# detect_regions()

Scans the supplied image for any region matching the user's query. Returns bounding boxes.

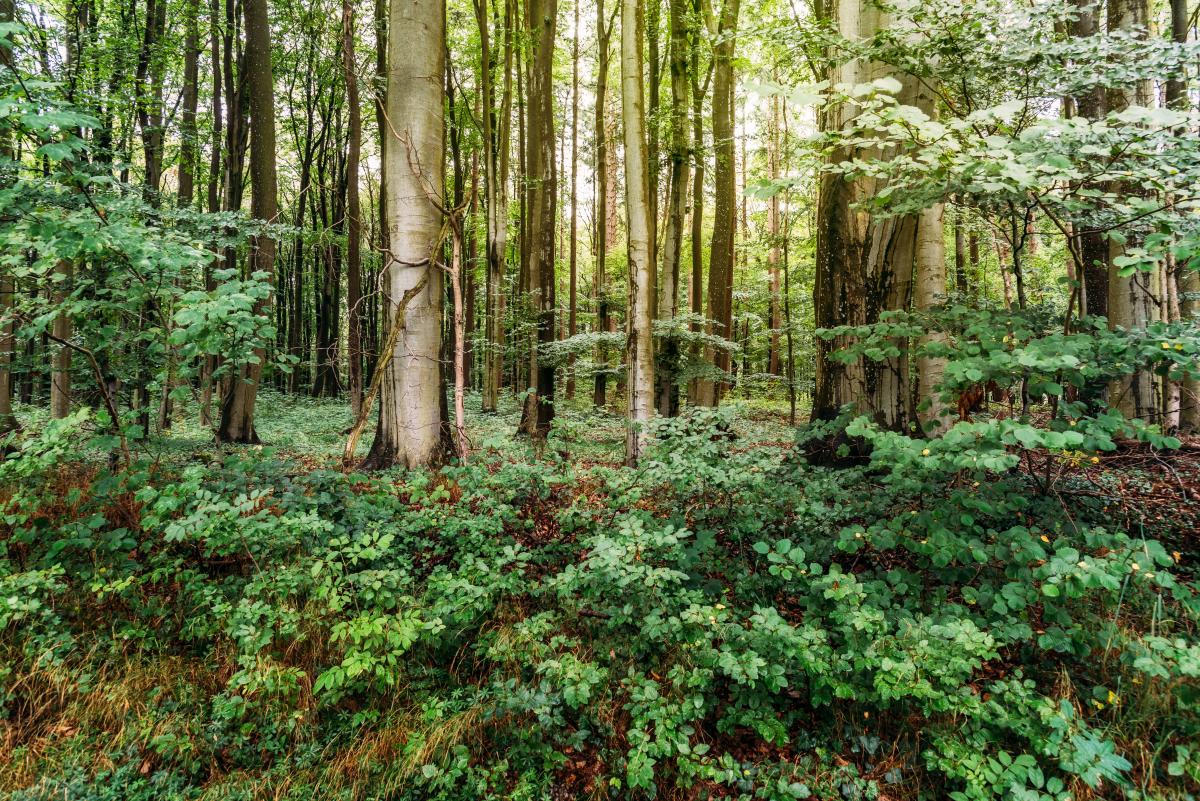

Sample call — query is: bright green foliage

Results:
[1,384,1196,799]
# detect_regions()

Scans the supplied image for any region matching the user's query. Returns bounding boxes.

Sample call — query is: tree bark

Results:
[0,0,17,433]
[476,0,512,413]
[593,0,615,408]
[363,0,449,468]
[766,90,782,376]
[657,0,688,417]
[217,0,277,443]
[518,0,558,439]
[812,0,933,429]
[914,203,949,434]
[1105,0,1158,422]
[623,0,656,464]
[696,0,738,407]
[566,0,580,400]
[1168,0,1198,432]
[179,0,200,208]
[344,0,364,417]
[1070,0,1109,318]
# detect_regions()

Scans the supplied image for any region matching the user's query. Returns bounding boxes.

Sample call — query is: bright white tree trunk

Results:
[914,203,949,434]
[622,0,655,464]
[366,0,447,469]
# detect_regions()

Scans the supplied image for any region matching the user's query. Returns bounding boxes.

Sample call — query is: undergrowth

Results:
[0,397,1197,801]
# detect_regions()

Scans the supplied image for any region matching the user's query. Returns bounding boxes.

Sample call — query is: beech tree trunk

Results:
[766,90,782,376]
[364,0,449,468]
[217,0,276,443]
[812,0,936,429]
[623,0,655,464]
[1105,0,1158,422]
[914,203,949,434]
[477,0,512,413]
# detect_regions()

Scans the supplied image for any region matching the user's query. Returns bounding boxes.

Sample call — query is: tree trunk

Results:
[344,0,364,417]
[657,0,688,417]
[623,0,656,464]
[696,0,738,406]
[199,0,224,428]
[363,0,449,468]
[1168,0,1198,432]
[812,0,935,429]
[1070,0,1108,318]
[0,0,16,433]
[50,261,72,420]
[566,0,580,400]
[477,0,512,413]
[1105,0,1158,422]
[518,0,558,439]
[592,0,614,408]
[179,0,200,208]
[688,4,706,404]
[953,216,968,295]
[766,90,782,376]
[914,203,949,434]
[217,0,276,443]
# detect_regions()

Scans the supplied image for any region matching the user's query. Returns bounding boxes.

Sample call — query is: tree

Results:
[476,0,513,414]
[811,0,939,429]
[217,0,276,443]
[657,0,690,416]
[344,0,364,417]
[1104,0,1156,422]
[593,0,616,408]
[696,0,739,407]
[0,0,15,434]
[363,0,449,468]
[518,0,558,439]
[623,0,655,464]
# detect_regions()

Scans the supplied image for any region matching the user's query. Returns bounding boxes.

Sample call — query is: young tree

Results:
[623,0,655,463]
[363,0,449,468]
[217,0,276,442]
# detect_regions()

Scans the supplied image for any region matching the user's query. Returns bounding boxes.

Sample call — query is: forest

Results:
[1,0,1200,797]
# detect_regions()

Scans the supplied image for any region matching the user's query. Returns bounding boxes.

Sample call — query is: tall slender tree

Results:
[518,0,558,438]
[696,0,739,406]
[657,0,689,416]
[623,0,655,463]
[217,0,277,442]
[0,0,16,434]
[344,0,365,416]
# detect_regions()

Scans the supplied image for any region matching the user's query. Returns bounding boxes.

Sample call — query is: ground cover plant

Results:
[4,0,1200,798]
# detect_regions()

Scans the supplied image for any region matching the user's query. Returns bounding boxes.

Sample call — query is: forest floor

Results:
[2,392,1199,800]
